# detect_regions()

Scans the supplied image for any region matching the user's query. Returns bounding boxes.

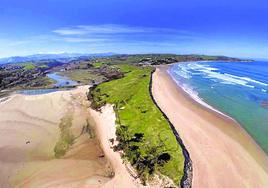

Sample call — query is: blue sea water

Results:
[168,61,268,154]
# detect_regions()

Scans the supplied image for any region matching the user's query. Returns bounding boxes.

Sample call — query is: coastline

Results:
[152,65,268,187]
[166,63,268,155]
[167,67,235,121]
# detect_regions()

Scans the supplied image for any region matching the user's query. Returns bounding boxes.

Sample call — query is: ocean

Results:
[168,61,268,154]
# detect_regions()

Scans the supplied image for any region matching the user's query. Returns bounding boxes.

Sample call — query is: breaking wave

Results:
[170,62,268,89]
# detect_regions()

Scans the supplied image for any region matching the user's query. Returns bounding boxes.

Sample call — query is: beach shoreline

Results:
[152,65,268,187]
[167,66,236,121]
[165,64,268,157]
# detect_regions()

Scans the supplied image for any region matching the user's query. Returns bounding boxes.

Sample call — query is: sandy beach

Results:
[88,105,140,188]
[0,86,113,188]
[152,66,268,188]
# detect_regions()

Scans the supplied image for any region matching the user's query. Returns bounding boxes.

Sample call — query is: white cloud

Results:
[52,24,188,36]
[50,24,201,47]
[62,37,110,43]
[0,25,202,57]
[11,40,32,46]
[53,28,88,35]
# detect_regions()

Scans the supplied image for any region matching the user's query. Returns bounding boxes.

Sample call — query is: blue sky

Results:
[0,0,268,58]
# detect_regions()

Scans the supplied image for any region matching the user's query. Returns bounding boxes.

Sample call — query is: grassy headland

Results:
[89,64,184,185]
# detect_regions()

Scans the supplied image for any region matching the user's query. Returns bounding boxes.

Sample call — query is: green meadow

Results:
[59,69,104,84]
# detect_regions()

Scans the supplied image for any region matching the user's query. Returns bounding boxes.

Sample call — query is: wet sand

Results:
[152,66,268,188]
[0,86,112,188]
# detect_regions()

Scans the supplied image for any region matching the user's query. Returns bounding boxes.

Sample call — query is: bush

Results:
[113,125,171,184]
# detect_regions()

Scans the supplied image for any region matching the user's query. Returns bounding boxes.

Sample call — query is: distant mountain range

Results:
[0,53,116,64]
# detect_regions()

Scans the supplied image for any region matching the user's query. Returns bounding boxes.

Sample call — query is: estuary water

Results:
[18,72,78,95]
[47,72,78,87]
[168,61,268,154]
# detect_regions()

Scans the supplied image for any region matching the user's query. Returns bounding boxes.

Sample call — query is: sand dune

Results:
[152,67,268,188]
[89,105,140,188]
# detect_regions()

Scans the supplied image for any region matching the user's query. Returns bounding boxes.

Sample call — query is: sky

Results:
[0,0,268,58]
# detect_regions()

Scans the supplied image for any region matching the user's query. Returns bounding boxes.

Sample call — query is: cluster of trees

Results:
[113,125,171,184]
[98,65,124,80]
[87,86,108,110]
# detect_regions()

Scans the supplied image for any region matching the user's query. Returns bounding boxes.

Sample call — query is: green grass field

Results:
[90,64,184,185]
[92,62,104,68]
[21,63,36,70]
[59,69,104,84]
[21,62,48,70]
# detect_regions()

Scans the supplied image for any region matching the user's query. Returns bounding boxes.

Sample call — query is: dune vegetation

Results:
[89,64,184,185]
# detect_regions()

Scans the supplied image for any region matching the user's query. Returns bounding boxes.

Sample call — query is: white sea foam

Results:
[177,62,265,89]
[173,69,191,79]
[192,63,219,71]
[167,62,268,120]
[172,64,192,79]
[224,74,268,86]
[167,69,232,119]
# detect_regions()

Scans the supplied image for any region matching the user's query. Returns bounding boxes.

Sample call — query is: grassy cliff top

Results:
[90,64,184,185]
